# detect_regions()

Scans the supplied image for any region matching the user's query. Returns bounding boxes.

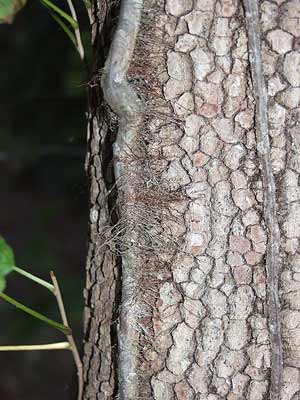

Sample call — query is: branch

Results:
[243,1,283,398]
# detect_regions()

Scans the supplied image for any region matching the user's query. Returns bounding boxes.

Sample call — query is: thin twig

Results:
[66,0,85,60]
[50,271,83,400]
[243,1,283,399]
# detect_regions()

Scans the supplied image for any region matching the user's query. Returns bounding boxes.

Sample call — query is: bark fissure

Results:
[243,1,283,398]
[101,0,144,398]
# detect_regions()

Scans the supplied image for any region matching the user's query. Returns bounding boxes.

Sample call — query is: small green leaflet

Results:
[0,0,27,23]
[0,236,15,277]
[0,236,15,292]
[0,0,26,23]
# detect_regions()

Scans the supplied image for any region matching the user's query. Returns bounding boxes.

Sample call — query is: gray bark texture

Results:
[83,0,300,399]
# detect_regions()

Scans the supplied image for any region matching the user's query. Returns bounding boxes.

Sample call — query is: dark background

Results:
[0,2,88,398]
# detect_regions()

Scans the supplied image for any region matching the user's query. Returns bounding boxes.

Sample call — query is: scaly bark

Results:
[83,1,119,399]
[83,113,117,400]
[137,1,271,398]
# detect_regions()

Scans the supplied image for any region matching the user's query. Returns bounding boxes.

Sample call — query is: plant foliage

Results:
[0,236,15,292]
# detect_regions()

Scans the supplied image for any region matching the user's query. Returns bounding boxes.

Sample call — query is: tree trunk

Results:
[83,0,300,399]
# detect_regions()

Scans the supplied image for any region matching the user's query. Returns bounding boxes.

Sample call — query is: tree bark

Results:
[83,0,300,399]
[83,2,119,399]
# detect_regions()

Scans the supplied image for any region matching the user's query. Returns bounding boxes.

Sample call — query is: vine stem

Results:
[243,1,283,398]
[0,342,70,351]
[50,271,83,400]
[102,0,144,398]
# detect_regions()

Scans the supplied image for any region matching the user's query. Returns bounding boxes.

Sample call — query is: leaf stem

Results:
[12,266,55,293]
[40,0,78,28]
[66,0,85,60]
[0,292,71,335]
[0,342,71,351]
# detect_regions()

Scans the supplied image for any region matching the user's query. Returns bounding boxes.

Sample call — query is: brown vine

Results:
[243,1,283,398]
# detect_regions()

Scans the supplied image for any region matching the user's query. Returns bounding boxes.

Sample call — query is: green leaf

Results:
[39,0,78,29]
[0,236,15,280]
[0,0,27,23]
